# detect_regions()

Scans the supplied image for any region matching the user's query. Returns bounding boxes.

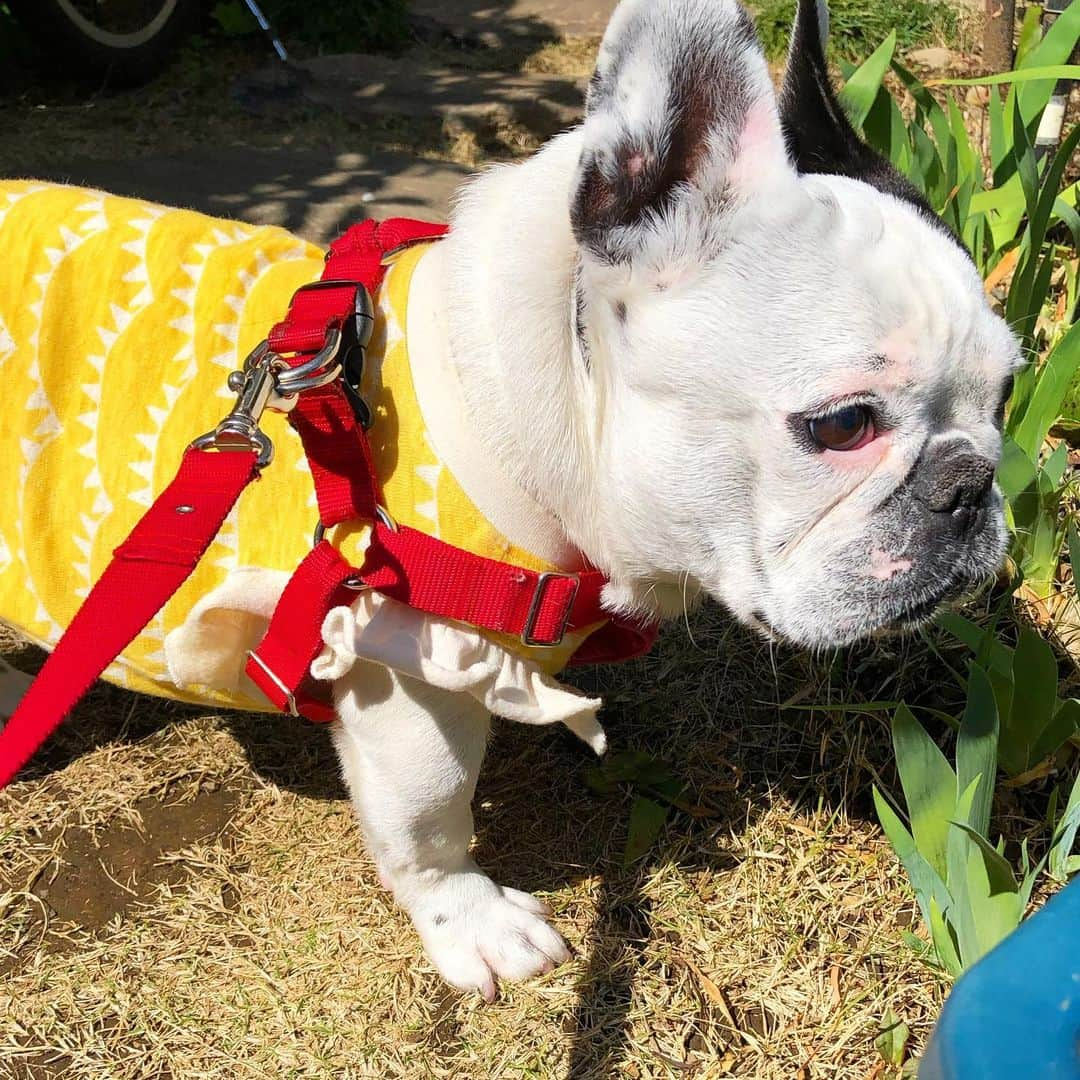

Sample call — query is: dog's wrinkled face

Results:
[570,0,1021,648]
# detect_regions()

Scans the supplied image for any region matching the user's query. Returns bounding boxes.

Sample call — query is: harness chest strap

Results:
[0,217,658,789]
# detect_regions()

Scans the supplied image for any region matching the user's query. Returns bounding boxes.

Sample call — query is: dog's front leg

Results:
[330,660,570,999]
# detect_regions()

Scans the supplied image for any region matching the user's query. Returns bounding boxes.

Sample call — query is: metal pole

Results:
[1035,0,1074,162]
[242,0,289,63]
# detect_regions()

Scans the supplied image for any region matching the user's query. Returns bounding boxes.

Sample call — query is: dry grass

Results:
[1,608,963,1080]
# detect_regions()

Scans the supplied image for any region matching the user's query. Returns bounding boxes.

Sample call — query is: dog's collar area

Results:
[0,216,659,789]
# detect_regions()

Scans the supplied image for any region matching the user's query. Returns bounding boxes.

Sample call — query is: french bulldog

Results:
[333,0,1018,997]
[0,0,1020,1001]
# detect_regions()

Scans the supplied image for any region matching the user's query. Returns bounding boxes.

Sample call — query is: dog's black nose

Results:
[913,442,996,534]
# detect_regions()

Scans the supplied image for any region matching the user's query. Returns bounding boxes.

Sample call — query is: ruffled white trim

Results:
[164,569,606,753]
[312,595,606,753]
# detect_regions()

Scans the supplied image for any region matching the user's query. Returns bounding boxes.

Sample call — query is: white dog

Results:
[0,0,1019,999]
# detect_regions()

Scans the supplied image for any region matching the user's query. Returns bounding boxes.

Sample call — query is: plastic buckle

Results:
[521,572,579,647]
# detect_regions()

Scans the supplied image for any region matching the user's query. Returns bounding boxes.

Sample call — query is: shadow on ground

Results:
[29,148,471,247]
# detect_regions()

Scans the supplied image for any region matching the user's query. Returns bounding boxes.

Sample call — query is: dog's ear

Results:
[571,0,796,261]
[779,0,933,213]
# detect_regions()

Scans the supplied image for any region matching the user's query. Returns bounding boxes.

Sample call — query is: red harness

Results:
[0,217,658,788]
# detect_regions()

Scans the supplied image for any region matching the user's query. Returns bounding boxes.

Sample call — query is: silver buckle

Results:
[247,650,299,717]
[521,572,579,647]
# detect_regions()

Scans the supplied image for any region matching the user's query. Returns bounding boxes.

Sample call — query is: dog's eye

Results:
[807,405,874,452]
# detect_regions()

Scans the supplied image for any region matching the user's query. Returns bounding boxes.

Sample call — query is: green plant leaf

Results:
[1018,838,1047,913]
[951,823,1025,964]
[933,65,1080,87]
[1040,699,1080,763]
[891,705,957,880]
[1012,321,1080,458]
[592,750,678,787]
[1068,522,1080,597]
[1008,122,1080,365]
[935,612,1014,676]
[1016,0,1080,125]
[945,778,982,968]
[901,929,932,958]
[928,894,963,978]
[838,31,897,130]
[1049,769,1080,882]
[623,796,668,867]
[1044,440,1071,488]
[584,767,616,796]
[1054,197,1080,255]
[988,80,1007,174]
[211,0,252,35]
[875,1007,910,1066]
[997,436,1038,501]
[1002,629,1064,775]
[956,666,999,837]
[873,785,951,932]
[974,4,1080,252]
[863,83,910,169]
[951,823,1019,894]
[1016,3,1044,66]
[946,97,979,187]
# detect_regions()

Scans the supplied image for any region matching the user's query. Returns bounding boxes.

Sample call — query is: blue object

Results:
[920,879,1080,1079]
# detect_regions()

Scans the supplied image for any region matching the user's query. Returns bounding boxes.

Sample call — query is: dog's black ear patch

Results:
[571,0,787,261]
[573,63,732,241]
[779,0,933,215]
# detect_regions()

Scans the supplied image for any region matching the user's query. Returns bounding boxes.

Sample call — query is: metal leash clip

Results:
[190,341,283,468]
[190,281,376,469]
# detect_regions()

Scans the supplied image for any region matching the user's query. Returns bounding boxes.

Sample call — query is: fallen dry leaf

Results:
[984,247,1020,295]
[830,964,843,1009]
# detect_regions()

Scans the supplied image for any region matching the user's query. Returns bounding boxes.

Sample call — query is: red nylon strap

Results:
[246,542,359,724]
[289,386,379,528]
[0,213,657,787]
[0,450,260,788]
[360,526,656,663]
[249,527,657,725]
[361,523,597,643]
[270,219,450,530]
[268,219,449,357]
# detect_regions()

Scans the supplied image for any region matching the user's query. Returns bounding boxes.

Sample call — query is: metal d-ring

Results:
[312,505,398,548]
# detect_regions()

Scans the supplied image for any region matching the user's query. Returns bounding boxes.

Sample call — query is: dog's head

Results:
[571,0,1020,647]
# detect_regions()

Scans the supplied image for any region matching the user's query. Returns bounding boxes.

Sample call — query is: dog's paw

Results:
[412,872,570,1001]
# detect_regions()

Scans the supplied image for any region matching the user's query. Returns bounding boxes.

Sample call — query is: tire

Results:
[7,0,200,87]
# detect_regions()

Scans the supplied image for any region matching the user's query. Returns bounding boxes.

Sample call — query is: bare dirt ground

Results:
[0,19,985,1080]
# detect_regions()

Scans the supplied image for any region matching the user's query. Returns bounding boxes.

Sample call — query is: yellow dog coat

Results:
[0,182,603,742]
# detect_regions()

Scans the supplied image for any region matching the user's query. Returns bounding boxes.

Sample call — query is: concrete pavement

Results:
[410,0,618,44]
[34,146,471,245]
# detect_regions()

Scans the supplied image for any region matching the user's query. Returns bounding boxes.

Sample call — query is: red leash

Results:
[0,218,657,788]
